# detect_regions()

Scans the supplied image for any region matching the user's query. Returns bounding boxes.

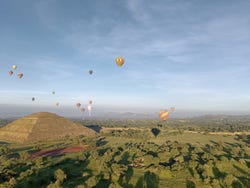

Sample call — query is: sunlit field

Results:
[1,117,249,188]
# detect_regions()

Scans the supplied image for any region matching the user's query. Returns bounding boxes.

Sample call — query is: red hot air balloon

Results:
[76,103,81,108]
[9,71,14,76]
[17,73,23,78]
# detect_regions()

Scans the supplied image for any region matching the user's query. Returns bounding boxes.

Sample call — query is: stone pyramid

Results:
[0,112,96,142]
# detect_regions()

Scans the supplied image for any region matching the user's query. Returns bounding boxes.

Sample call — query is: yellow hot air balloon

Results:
[159,110,169,121]
[12,65,17,70]
[116,57,125,67]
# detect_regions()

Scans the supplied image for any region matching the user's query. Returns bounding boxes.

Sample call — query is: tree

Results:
[54,169,67,185]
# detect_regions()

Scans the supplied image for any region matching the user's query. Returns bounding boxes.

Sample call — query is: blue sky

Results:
[0,0,250,116]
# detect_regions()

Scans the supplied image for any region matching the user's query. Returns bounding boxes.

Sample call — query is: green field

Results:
[0,117,250,188]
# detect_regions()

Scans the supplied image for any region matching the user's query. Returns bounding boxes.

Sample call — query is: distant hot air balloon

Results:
[17,73,23,79]
[9,71,13,76]
[56,102,59,106]
[89,70,93,75]
[52,91,55,95]
[81,107,85,112]
[88,104,92,116]
[170,107,175,112]
[159,110,169,121]
[89,100,93,105]
[12,65,17,70]
[76,103,81,108]
[32,97,35,101]
[116,57,125,67]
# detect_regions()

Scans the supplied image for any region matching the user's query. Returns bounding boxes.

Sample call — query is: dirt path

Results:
[184,130,250,135]
[29,146,86,159]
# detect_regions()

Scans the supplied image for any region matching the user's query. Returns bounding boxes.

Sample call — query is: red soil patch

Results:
[30,146,86,159]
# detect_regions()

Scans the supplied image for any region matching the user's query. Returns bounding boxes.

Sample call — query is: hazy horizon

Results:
[0,104,250,120]
[1,0,250,115]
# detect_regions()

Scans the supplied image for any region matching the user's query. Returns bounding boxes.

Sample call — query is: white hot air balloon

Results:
[88,104,92,116]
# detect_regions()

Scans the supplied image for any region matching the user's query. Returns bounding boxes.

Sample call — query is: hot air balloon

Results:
[81,108,85,112]
[32,97,35,101]
[17,73,23,79]
[159,110,169,121]
[9,71,13,76]
[56,102,59,106]
[88,104,92,116]
[170,107,175,112]
[89,70,93,75]
[52,91,55,95]
[116,57,125,67]
[76,103,81,108]
[12,65,17,70]
[151,128,161,137]
[89,100,93,105]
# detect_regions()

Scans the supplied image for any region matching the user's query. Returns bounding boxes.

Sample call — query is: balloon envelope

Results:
[170,107,175,112]
[12,65,17,70]
[116,57,125,67]
[32,97,35,101]
[89,70,93,75]
[17,73,23,78]
[89,100,93,105]
[9,71,13,76]
[56,102,59,106]
[159,110,169,121]
[52,91,55,95]
[76,103,81,108]
[81,108,85,112]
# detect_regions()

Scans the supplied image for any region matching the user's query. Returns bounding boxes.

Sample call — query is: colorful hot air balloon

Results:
[89,70,93,75]
[116,57,125,67]
[9,71,13,76]
[17,73,23,79]
[76,103,81,108]
[159,110,169,121]
[12,65,17,70]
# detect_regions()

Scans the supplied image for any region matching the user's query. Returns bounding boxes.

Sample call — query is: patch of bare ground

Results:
[29,146,86,159]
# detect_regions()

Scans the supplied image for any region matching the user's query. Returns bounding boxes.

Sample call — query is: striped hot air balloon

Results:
[159,110,169,121]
